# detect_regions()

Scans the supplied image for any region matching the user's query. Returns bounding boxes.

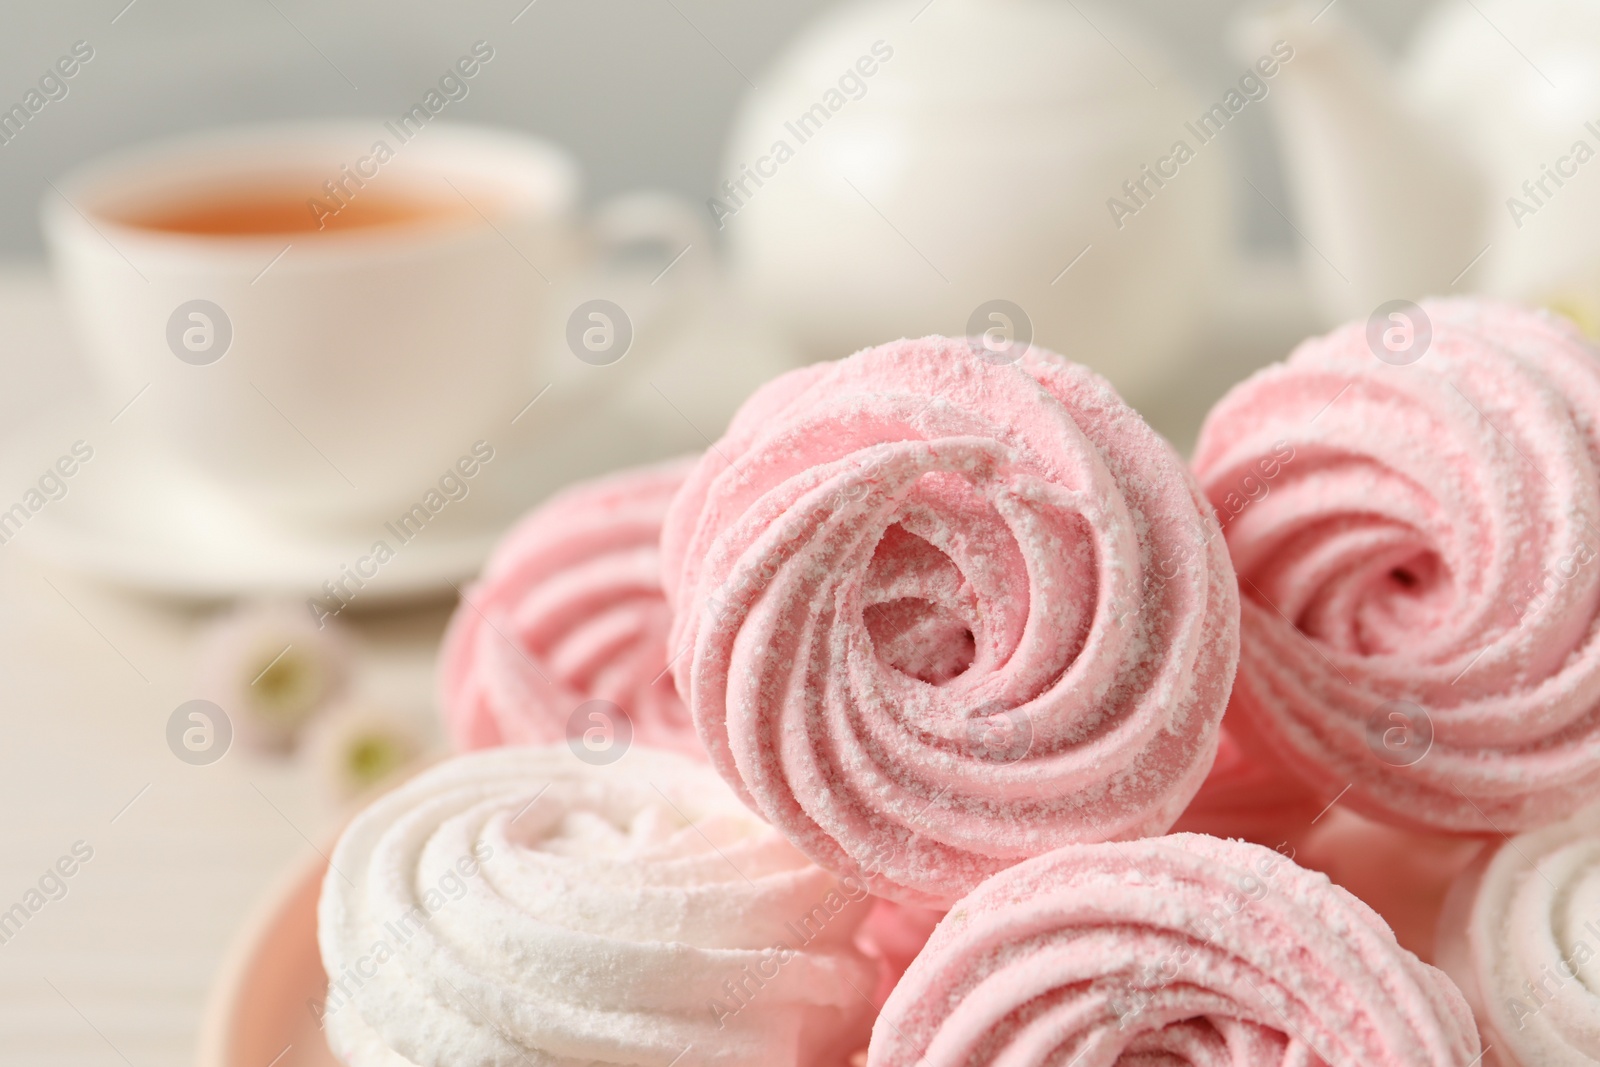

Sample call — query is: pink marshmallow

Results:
[869,834,1480,1066]
[438,458,700,758]
[1192,298,1600,833]
[661,337,1240,907]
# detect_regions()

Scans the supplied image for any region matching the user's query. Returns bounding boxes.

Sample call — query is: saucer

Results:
[2,270,800,602]
[1,401,530,603]
[2,386,714,602]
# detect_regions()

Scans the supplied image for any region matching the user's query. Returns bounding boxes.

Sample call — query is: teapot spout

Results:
[1238,4,1487,320]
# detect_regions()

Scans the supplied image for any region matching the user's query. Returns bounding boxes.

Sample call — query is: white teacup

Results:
[42,121,687,534]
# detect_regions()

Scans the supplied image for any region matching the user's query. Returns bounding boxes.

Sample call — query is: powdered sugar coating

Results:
[869,834,1480,1066]
[661,337,1240,907]
[438,459,699,758]
[1194,298,1600,832]
[1436,805,1600,1066]
[317,745,877,1066]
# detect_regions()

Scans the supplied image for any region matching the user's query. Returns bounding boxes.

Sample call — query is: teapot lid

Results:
[758,0,1188,119]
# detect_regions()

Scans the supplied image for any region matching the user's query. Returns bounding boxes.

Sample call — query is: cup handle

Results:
[541,191,710,426]
[509,195,712,489]
[589,190,711,330]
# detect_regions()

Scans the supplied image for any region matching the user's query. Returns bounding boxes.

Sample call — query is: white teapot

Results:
[1239,0,1600,328]
[716,0,1235,401]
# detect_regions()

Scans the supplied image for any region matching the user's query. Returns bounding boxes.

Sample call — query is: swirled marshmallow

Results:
[870,834,1480,1066]
[317,745,877,1066]
[1193,298,1600,832]
[1437,805,1600,1066]
[661,336,1239,906]
[439,459,700,758]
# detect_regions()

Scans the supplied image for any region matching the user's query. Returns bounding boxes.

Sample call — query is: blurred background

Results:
[0,0,1431,256]
[2,0,1594,1062]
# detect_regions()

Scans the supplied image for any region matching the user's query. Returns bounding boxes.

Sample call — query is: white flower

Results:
[304,702,430,802]
[197,601,350,751]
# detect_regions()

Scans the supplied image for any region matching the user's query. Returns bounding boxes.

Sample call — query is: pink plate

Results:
[198,851,339,1067]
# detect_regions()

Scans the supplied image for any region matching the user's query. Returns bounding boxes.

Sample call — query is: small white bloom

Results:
[304,702,430,802]
[197,601,351,751]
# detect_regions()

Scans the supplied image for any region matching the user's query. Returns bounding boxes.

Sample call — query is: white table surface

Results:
[0,256,1315,1065]
[0,262,452,1066]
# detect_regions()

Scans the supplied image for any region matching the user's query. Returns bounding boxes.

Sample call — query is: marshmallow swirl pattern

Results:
[869,834,1481,1067]
[439,459,700,758]
[662,337,1239,907]
[1193,298,1600,832]
[317,746,877,1067]
[1436,806,1600,1066]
